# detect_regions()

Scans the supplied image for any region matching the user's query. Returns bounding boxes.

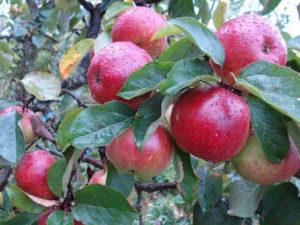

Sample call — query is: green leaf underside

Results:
[153,17,225,65]
[69,101,135,148]
[160,58,214,95]
[118,61,174,100]
[133,94,165,149]
[48,158,67,198]
[237,61,300,124]
[0,112,25,163]
[248,95,289,162]
[72,185,138,225]
[47,211,74,225]
[0,212,38,225]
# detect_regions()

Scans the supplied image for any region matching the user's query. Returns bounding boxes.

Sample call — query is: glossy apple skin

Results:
[0,106,36,143]
[232,135,300,185]
[15,150,57,200]
[171,86,250,162]
[112,6,167,58]
[38,210,84,225]
[89,170,107,185]
[106,125,174,181]
[210,14,287,84]
[87,42,152,109]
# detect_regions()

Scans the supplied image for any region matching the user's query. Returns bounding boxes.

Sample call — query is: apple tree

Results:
[0,0,300,224]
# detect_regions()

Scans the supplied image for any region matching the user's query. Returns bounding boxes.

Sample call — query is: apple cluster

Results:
[9,6,300,225]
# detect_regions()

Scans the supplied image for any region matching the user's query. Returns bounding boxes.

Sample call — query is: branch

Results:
[81,157,105,169]
[0,167,13,191]
[135,182,177,193]
[78,0,94,12]
[61,88,87,108]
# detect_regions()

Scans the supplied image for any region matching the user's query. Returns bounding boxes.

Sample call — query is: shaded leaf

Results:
[0,112,24,163]
[21,72,61,101]
[47,210,74,225]
[31,114,55,142]
[6,185,45,213]
[54,0,79,12]
[260,182,300,225]
[160,58,214,95]
[118,61,174,100]
[259,0,281,15]
[168,0,196,18]
[59,39,94,80]
[288,35,300,51]
[247,95,289,162]
[0,212,38,225]
[287,121,300,152]
[236,61,300,124]
[195,0,211,24]
[48,158,67,198]
[69,102,134,148]
[228,178,268,218]
[72,185,138,225]
[152,17,225,65]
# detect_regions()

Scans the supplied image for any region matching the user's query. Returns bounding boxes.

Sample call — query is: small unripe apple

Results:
[0,106,36,143]
[210,13,287,84]
[232,135,300,185]
[87,42,152,109]
[38,210,84,225]
[106,125,174,181]
[171,86,250,162]
[112,6,167,58]
[15,150,57,200]
[89,170,107,185]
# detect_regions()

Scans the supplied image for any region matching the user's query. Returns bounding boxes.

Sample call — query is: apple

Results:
[106,125,174,181]
[232,135,300,185]
[38,210,84,225]
[0,106,36,143]
[171,86,250,162]
[112,6,167,58]
[89,170,107,185]
[210,13,287,84]
[87,42,152,109]
[15,150,57,200]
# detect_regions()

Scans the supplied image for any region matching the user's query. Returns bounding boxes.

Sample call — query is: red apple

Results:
[87,42,152,109]
[38,210,84,225]
[89,170,107,185]
[0,106,36,143]
[171,86,250,162]
[210,13,287,84]
[112,6,167,58]
[232,135,300,185]
[15,150,57,200]
[106,125,174,181]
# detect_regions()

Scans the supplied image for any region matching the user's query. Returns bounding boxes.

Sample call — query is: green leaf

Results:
[21,72,61,101]
[174,148,199,203]
[168,0,196,18]
[93,31,112,54]
[102,1,134,30]
[133,94,165,149]
[260,182,300,225]
[69,101,135,148]
[288,36,300,51]
[54,0,79,12]
[0,112,25,163]
[0,100,20,111]
[196,168,223,214]
[72,185,138,225]
[195,0,211,24]
[0,52,14,70]
[259,0,281,15]
[0,212,38,225]
[287,121,300,152]
[236,61,300,124]
[6,185,45,213]
[159,37,203,62]
[48,158,67,198]
[152,17,225,65]
[160,58,214,95]
[59,38,94,80]
[213,0,228,29]
[228,178,268,218]
[193,200,251,225]
[247,95,289,162]
[0,41,13,54]
[106,163,134,197]
[47,210,74,225]
[57,108,84,151]
[118,61,174,100]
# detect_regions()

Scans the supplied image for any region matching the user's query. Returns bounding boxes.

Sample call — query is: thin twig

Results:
[0,168,13,191]
[61,89,87,108]
[82,157,105,169]
[135,182,177,193]
[78,0,94,12]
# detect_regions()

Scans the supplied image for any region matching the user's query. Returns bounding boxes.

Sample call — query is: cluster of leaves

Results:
[0,0,300,225]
